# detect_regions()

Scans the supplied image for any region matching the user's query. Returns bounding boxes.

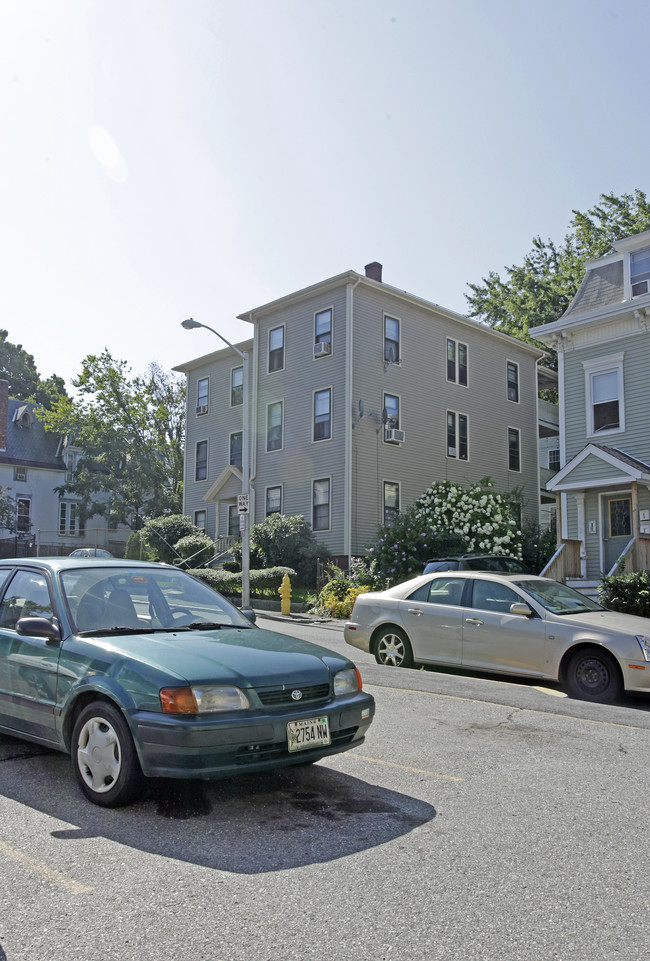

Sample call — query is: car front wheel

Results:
[566,648,622,703]
[71,701,144,807]
[374,627,413,668]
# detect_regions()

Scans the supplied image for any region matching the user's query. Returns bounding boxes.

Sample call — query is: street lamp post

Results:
[181,318,251,609]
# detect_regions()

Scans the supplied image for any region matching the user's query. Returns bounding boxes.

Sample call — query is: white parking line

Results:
[0,839,93,893]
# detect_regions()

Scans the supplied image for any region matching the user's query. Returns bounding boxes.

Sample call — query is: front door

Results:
[603,494,632,574]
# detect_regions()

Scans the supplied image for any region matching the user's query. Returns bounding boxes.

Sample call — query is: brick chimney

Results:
[364,261,383,283]
[0,380,8,452]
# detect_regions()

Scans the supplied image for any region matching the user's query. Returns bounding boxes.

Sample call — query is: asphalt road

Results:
[1,614,649,961]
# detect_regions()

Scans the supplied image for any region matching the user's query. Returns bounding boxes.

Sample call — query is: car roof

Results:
[0,557,165,574]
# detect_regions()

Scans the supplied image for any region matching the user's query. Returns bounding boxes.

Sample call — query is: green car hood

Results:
[78,626,351,688]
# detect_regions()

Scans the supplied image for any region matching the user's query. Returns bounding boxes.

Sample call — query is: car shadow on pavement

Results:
[2,750,436,875]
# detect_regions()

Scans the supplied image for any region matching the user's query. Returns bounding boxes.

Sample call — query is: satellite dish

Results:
[381,407,388,425]
[358,400,364,418]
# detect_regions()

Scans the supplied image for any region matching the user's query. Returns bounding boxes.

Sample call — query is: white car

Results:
[344,572,650,703]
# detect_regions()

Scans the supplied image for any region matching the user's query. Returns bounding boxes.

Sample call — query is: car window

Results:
[423,561,457,574]
[408,577,466,606]
[470,579,520,614]
[514,578,602,614]
[0,570,53,630]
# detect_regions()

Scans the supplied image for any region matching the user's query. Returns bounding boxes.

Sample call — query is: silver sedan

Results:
[344,572,650,703]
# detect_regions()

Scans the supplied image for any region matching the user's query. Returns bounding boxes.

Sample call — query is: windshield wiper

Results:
[78,626,157,637]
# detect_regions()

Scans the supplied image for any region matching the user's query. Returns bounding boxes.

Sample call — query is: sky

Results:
[1,0,649,390]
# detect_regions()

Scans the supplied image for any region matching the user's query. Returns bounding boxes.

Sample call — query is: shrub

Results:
[143,514,200,563]
[599,570,650,617]
[124,531,155,561]
[174,533,215,566]
[519,520,557,574]
[190,566,297,599]
[318,585,370,619]
[231,514,329,585]
[311,559,382,618]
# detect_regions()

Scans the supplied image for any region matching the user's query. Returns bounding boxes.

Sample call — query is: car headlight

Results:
[333,667,362,696]
[160,685,251,714]
[635,636,650,662]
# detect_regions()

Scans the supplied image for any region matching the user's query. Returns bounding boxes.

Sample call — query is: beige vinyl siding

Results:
[349,286,539,553]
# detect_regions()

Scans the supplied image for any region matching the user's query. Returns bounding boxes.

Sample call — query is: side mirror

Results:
[240,608,257,625]
[16,616,61,641]
[509,602,534,618]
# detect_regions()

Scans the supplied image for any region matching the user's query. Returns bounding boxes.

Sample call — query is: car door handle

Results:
[465,617,484,626]
[407,609,423,616]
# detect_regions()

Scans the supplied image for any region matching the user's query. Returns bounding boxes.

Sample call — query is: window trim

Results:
[312,476,332,532]
[383,391,401,444]
[230,366,243,407]
[229,430,243,469]
[195,439,208,482]
[314,307,333,355]
[383,480,400,524]
[265,484,283,517]
[266,400,284,453]
[582,352,625,437]
[268,324,285,373]
[59,500,78,536]
[313,387,332,443]
[383,314,400,365]
[447,337,468,387]
[506,360,520,404]
[508,426,521,473]
[16,496,31,534]
[446,410,469,461]
[630,246,650,298]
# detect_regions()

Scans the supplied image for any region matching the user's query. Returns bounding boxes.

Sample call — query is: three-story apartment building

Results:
[531,229,650,586]
[176,263,544,565]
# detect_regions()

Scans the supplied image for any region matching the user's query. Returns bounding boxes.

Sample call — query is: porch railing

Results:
[607,535,650,576]
[540,539,582,582]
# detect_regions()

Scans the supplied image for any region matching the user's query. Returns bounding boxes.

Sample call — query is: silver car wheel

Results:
[374,628,413,668]
[76,716,122,793]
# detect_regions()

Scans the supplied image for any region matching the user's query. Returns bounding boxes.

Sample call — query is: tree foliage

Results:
[0,330,67,408]
[39,352,185,529]
[231,513,330,585]
[465,190,650,368]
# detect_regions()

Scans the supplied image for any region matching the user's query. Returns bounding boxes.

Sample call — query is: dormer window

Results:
[631,246,650,297]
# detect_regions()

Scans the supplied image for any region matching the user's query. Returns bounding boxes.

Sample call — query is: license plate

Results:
[287,716,331,753]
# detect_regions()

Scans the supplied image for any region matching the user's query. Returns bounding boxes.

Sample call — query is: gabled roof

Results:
[203,464,243,502]
[0,400,64,470]
[547,443,650,492]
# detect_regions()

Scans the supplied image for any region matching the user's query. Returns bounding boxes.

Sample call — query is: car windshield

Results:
[61,567,252,635]
[514,578,603,615]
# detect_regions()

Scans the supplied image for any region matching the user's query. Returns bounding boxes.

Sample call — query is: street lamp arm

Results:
[181,318,245,360]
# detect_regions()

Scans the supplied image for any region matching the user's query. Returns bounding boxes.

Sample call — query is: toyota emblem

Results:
[291,689,303,701]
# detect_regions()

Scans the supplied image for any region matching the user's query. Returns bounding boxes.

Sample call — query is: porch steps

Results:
[565,578,601,602]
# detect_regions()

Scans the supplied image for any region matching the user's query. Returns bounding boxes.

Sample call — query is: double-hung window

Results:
[315,308,332,353]
[230,367,243,407]
[583,353,625,436]
[383,481,400,524]
[631,247,650,297]
[447,338,468,386]
[313,388,332,441]
[312,478,331,531]
[447,411,468,460]
[228,505,239,537]
[16,497,31,534]
[229,431,242,469]
[195,440,208,481]
[267,401,283,451]
[383,393,401,443]
[506,361,519,403]
[508,427,521,472]
[384,316,400,364]
[197,377,209,413]
[59,501,77,536]
[266,486,282,516]
[194,510,207,533]
[268,326,285,372]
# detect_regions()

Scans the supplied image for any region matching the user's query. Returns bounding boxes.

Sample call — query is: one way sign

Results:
[237,494,250,514]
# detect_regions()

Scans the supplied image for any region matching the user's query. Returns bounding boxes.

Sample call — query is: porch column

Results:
[574,491,587,579]
[631,481,640,570]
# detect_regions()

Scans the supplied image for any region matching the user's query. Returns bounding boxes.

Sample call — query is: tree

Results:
[0,484,18,533]
[39,351,186,529]
[0,330,67,408]
[465,190,650,368]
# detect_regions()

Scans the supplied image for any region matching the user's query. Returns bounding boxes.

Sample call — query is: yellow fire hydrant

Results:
[278,573,292,616]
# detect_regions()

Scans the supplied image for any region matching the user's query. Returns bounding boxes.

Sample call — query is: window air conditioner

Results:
[385,428,405,443]
[314,342,331,357]
[632,279,649,296]
[196,405,209,415]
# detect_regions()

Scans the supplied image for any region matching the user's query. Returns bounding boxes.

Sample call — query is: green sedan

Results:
[0,558,374,806]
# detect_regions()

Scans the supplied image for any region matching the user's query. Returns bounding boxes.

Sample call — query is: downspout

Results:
[344,276,362,565]
[557,345,568,541]
[247,313,258,519]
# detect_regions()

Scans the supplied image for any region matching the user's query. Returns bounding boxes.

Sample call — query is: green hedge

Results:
[190,566,297,598]
[599,570,650,618]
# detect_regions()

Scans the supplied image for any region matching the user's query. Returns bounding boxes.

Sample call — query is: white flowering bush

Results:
[369,479,521,583]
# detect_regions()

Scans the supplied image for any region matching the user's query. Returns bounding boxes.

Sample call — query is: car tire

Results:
[565,647,622,703]
[374,627,413,668]
[71,700,144,807]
